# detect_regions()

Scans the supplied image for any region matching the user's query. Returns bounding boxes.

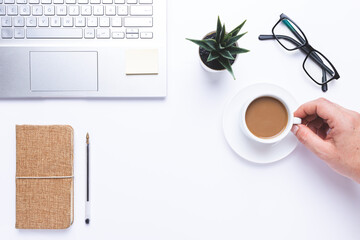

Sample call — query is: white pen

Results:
[85,133,90,224]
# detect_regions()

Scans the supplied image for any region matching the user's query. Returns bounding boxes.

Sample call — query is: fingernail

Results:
[291,125,299,135]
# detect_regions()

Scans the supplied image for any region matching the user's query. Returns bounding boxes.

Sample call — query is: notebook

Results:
[16,125,74,229]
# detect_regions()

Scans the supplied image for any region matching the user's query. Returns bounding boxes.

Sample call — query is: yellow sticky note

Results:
[126,49,159,75]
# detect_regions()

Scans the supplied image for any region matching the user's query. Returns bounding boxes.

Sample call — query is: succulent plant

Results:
[187,16,249,79]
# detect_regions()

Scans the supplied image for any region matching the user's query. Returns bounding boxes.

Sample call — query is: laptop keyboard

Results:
[0,0,153,39]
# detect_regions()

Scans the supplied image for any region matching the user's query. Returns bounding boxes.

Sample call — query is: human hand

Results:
[291,98,360,183]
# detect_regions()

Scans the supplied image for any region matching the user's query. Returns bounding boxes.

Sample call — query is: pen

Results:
[85,133,90,224]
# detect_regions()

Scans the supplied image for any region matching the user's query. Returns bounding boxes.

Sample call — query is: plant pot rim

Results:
[199,31,238,72]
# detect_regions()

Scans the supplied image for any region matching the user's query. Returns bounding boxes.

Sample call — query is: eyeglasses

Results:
[259,13,340,92]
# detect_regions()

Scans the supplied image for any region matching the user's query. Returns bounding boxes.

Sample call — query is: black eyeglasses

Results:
[259,13,340,92]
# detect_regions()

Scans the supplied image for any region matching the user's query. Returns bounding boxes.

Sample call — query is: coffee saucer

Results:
[223,83,299,164]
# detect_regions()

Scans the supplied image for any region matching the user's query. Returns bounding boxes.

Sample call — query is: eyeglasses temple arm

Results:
[283,18,331,90]
[258,34,334,76]
[282,19,306,44]
[259,34,300,45]
[322,69,328,92]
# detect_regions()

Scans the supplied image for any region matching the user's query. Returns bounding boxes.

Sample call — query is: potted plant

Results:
[187,16,249,80]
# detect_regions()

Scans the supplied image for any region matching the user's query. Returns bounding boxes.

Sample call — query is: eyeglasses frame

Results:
[259,13,340,90]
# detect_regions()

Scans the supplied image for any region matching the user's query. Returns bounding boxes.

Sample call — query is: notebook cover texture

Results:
[16,125,74,229]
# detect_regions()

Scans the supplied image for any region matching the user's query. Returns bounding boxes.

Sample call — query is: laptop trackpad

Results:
[30,51,98,92]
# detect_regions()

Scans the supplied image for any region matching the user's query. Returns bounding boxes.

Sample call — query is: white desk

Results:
[1,0,360,239]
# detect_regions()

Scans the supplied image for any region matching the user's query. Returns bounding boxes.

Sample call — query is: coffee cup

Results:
[241,94,301,144]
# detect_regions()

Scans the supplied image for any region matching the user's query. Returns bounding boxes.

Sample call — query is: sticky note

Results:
[126,49,159,75]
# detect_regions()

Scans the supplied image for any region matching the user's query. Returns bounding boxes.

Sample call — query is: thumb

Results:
[291,124,332,158]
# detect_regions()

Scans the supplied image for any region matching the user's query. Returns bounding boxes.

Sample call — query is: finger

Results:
[318,123,330,140]
[294,98,339,128]
[292,124,333,160]
[303,114,317,125]
[306,118,325,134]
[308,123,318,134]
[307,117,325,129]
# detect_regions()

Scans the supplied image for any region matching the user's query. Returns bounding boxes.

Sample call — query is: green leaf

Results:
[225,32,247,48]
[219,43,226,50]
[229,20,247,37]
[202,39,217,51]
[220,24,226,43]
[228,46,250,55]
[207,51,220,62]
[218,57,235,80]
[219,50,235,60]
[223,32,231,43]
[216,16,222,43]
[186,38,213,52]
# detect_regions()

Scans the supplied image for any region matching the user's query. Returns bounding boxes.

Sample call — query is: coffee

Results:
[245,97,288,139]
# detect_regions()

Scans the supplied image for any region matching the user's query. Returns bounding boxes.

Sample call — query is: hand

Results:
[292,98,360,183]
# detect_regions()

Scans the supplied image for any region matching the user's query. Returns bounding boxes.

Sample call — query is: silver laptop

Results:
[0,0,166,98]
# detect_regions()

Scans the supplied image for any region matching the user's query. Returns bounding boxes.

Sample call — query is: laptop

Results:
[0,0,167,98]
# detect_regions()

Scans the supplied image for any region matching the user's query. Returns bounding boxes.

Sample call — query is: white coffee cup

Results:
[241,94,302,144]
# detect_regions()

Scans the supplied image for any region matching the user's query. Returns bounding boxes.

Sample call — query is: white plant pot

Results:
[199,31,238,73]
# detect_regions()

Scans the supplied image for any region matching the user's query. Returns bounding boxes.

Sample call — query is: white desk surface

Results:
[1,0,360,239]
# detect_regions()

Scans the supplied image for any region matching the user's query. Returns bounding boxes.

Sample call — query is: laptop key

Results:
[117,5,127,16]
[96,28,110,38]
[26,17,36,26]
[1,17,12,27]
[19,5,31,16]
[81,5,92,15]
[0,6,6,16]
[99,17,110,27]
[62,17,73,26]
[32,6,43,16]
[87,17,97,27]
[7,5,18,16]
[69,5,80,16]
[44,5,55,16]
[111,17,121,27]
[14,28,25,38]
[14,17,25,27]
[56,5,67,16]
[93,5,104,16]
[126,28,138,33]
[140,32,152,39]
[75,17,85,27]
[27,28,83,38]
[50,17,61,26]
[84,28,95,38]
[112,31,124,39]
[105,5,116,16]
[126,33,138,39]
[1,28,13,38]
[124,17,152,27]
[38,17,49,26]
[130,6,152,16]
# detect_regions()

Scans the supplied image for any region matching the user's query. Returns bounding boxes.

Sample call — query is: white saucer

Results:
[223,83,299,164]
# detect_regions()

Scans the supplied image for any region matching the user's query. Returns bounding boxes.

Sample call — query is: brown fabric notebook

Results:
[16,125,74,229]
